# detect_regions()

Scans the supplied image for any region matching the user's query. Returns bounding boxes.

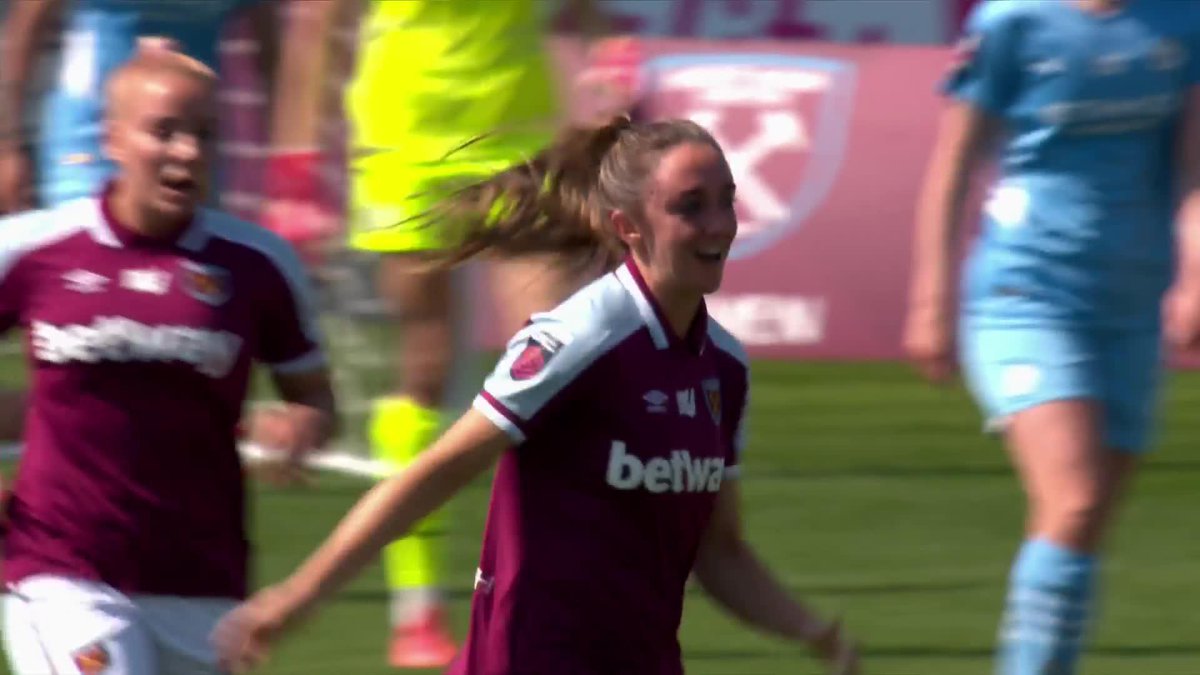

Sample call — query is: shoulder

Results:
[707,318,748,372]
[198,210,310,288]
[967,0,1040,30]
[0,201,95,276]
[509,272,647,375]
[958,0,1044,49]
[706,318,750,406]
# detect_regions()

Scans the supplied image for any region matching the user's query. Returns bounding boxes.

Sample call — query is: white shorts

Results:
[3,575,237,675]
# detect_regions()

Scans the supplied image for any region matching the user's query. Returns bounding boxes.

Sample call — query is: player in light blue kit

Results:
[0,0,277,211]
[905,0,1200,673]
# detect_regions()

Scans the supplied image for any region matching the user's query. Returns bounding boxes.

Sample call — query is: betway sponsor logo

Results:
[605,441,724,494]
[31,317,243,378]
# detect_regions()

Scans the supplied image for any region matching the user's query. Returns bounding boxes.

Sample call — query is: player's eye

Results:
[668,190,705,217]
[150,120,177,142]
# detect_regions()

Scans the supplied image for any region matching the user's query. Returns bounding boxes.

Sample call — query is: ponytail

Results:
[399,115,719,269]
[404,116,633,268]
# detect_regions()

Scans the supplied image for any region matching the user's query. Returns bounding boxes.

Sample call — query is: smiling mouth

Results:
[160,175,196,196]
[695,248,727,263]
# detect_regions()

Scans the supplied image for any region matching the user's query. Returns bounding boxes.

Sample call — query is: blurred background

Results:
[2,1,1199,674]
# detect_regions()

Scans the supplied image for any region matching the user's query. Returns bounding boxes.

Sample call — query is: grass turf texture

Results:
[3,360,1200,674]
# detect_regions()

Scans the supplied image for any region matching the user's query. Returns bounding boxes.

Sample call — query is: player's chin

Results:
[688,257,727,295]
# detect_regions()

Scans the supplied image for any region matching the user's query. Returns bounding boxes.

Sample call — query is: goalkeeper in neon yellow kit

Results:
[275,0,615,667]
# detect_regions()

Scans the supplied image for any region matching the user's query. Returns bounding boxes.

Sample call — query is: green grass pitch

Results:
[4,360,1200,673]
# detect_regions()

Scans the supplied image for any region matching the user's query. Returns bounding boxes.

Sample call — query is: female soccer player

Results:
[0,49,335,675]
[271,1,614,665]
[213,116,861,675]
[0,0,280,213]
[905,1,1200,672]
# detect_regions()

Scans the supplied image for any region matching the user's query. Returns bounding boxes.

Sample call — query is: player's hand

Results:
[1165,281,1200,352]
[247,403,329,487]
[261,150,339,268]
[260,198,338,268]
[212,582,313,673]
[0,145,34,214]
[903,303,956,383]
[809,619,861,675]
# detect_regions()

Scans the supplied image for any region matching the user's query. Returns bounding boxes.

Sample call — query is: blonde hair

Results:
[414,116,721,269]
[105,37,217,119]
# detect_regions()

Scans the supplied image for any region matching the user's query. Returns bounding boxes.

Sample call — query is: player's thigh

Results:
[1100,329,1165,454]
[960,324,1134,538]
[136,595,238,675]
[3,576,156,675]
[957,322,1102,432]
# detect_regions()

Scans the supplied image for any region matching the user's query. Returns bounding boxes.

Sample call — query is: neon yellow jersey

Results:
[347,0,559,164]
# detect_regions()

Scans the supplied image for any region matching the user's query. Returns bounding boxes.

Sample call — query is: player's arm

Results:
[259,0,346,247]
[692,481,858,672]
[239,1,279,92]
[1165,84,1200,350]
[0,0,64,212]
[277,410,502,602]
[0,0,62,143]
[1174,86,1200,283]
[253,367,337,454]
[905,7,1014,381]
[266,0,341,152]
[908,101,998,319]
[214,409,508,671]
[0,389,27,441]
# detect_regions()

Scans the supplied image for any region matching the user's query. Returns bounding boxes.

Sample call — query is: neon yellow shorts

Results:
[347,143,549,253]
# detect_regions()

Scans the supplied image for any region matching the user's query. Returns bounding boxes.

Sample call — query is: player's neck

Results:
[108,181,192,241]
[644,274,703,338]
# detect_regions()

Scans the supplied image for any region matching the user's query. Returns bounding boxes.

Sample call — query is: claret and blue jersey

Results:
[947,0,1200,329]
[0,187,322,600]
[454,259,750,674]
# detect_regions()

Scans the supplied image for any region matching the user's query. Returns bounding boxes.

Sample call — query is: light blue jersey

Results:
[36,0,260,206]
[948,0,1200,329]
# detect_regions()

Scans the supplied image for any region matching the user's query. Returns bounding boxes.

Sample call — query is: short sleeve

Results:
[0,212,49,336]
[942,3,1021,116]
[255,242,325,374]
[0,257,24,336]
[473,315,602,445]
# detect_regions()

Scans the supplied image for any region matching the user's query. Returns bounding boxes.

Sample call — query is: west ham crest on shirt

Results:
[179,260,232,306]
[702,378,721,425]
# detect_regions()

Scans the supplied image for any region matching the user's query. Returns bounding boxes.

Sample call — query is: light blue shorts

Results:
[958,322,1165,453]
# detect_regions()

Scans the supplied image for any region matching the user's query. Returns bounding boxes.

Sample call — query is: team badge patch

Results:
[179,261,232,306]
[510,337,556,381]
[702,378,721,425]
[72,642,111,674]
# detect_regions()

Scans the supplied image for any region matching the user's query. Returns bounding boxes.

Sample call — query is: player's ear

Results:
[611,208,642,250]
[101,117,123,163]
